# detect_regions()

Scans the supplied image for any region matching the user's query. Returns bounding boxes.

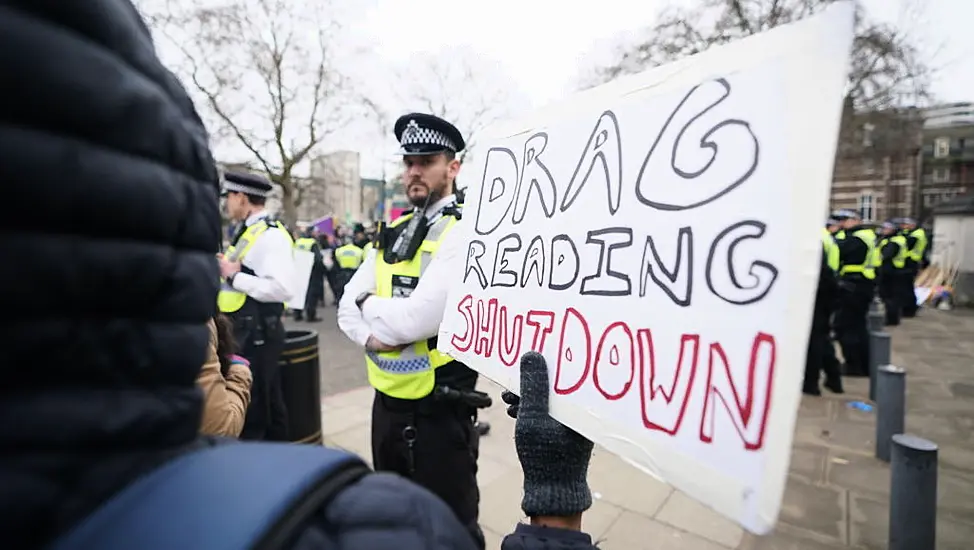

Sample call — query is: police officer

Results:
[876,221,908,326]
[804,223,844,395]
[219,171,295,441]
[332,233,364,303]
[898,217,928,318]
[337,113,488,549]
[294,229,325,322]
[831,209,876,377]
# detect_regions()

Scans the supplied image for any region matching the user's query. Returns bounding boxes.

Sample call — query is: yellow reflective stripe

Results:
[366,211,460,398]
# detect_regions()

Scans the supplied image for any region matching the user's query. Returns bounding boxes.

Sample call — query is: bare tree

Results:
[582,0,932,111]
[390,46,524,170]
[139,0,364,227]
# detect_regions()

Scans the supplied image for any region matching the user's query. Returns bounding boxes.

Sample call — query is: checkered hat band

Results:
[223,180,270,197]
[402,126,455,151]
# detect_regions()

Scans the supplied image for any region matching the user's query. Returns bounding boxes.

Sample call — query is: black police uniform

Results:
[876,226,902,326]
[366,113,487,550]
[833,219,874,377]
[296,230,325,322]
[804,247,843,395]
[221,171,289,441]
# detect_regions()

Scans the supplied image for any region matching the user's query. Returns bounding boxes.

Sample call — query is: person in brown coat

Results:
[197,315,253,436]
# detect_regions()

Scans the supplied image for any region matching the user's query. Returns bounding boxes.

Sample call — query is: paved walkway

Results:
[319,309,974,549]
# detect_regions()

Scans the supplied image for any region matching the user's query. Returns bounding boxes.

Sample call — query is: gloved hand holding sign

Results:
[501,352,595,521]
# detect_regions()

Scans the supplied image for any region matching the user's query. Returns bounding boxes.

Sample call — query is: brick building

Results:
[830,104,923,223]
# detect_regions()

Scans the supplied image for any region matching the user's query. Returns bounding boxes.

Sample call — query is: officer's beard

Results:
[407,177,450,208]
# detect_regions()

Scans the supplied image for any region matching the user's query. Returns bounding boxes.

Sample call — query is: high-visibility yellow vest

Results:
[366,209,460,399]
[839,229,876,280]
[294,237,316,251]
[335,244,364,269]
[887,234,908,269]
[821,228,839,271]
[362,242,373,254]
[218,219,292,313]
[908,228,928,262]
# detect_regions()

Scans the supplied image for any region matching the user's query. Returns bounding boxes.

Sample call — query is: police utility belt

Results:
[380,385,493,414]
[234,309,282,347]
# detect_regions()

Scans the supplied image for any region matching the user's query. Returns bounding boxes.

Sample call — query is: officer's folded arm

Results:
[359,225,463,346]
[337,252,379,347]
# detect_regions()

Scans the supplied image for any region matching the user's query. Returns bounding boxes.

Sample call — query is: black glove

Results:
[501,352,594,518]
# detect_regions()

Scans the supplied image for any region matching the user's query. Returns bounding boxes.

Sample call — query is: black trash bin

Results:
[279,329,323,444]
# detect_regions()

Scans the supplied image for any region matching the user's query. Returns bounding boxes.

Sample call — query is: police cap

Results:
[831,209,860,221]
[394,113,466,156]
[221,171,273,197]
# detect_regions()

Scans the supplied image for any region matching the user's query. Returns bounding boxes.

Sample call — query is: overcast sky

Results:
[354,0,971,177]
[364,0,968,104]
[149,0,972,179]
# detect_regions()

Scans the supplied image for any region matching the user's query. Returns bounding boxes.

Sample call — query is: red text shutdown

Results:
[450,295,776,452]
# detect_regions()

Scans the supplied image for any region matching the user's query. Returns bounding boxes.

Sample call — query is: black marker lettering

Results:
[640,226,693,306]
[635,78,759,211]
[512,133,557,224]
[520,236,546,288]
[474,148,519,235]
[562,110,623,215]
[464,240,488,289]
[490,233,522,288]
[580,227,633,296]
[548,235,579,291]
[706,221,778,305]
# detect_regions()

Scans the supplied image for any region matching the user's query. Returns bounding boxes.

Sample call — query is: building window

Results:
[933,167,951,183]
[858,192,875,222]
[862,123,875,147]
[934,137,950,158]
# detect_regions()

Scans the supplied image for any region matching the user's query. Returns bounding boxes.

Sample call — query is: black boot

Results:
[824,378,844,394]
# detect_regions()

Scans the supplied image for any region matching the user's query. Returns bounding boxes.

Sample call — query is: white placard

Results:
[437,4,854,535]
[287,249,315,310]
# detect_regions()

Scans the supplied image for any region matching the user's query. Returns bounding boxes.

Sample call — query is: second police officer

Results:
[219,171,295,441]
[338,113,489,549]
[831,209,876,378]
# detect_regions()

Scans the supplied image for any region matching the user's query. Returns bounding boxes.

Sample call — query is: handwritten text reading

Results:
[451,295,775,452]
[466,78,777,307]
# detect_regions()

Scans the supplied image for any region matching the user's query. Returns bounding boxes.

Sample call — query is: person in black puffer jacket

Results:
[0,2,599,550]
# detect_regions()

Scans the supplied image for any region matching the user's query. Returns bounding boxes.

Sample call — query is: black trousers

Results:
[804,313,842,392]
[878,275,901,326]
[371,392,484,550]
[236,316,289,441]
[834,283,872,377]
[301,275,324,320]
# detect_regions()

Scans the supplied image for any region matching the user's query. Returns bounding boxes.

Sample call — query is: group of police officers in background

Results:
[291,224,371,321]
[806,210,928,395]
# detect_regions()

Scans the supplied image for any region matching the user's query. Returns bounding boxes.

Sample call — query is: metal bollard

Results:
[889,434,938,550]
[868,331,891,401]
[868,309,885,333]
[869,297,880,313]
[875,365,906,462]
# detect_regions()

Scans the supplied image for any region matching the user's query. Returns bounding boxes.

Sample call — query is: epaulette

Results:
[442,203,463,220]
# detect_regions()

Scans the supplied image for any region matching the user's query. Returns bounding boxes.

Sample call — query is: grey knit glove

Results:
[501,351,595,518]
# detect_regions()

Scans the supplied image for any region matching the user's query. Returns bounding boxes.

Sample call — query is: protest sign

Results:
[438,3,854,535]
[286,249,315,310]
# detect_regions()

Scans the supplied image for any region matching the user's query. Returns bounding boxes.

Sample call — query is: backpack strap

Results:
[51,443,370,550]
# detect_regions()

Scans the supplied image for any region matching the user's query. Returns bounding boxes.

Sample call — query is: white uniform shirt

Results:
[229,210,295,304]
[337,195,463,347]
